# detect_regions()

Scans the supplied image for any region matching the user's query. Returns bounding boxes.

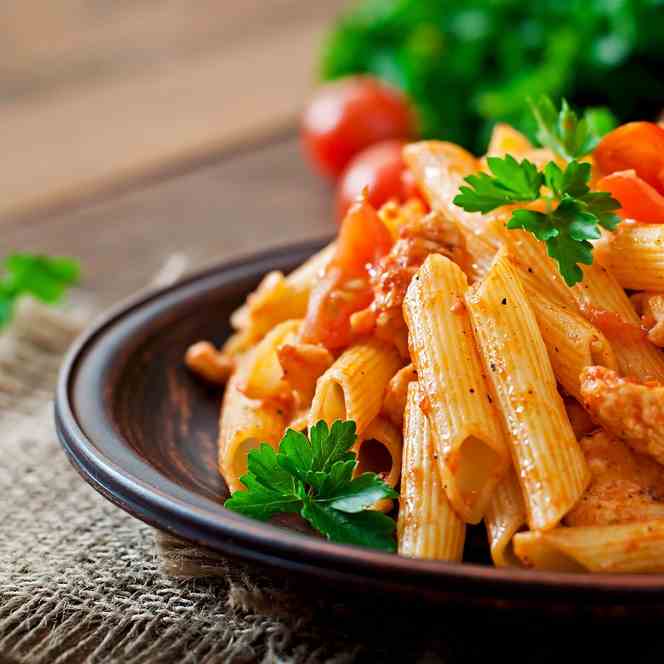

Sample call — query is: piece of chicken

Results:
[580,366,664,466]
[565,430,664,526]
[631,292,664,347]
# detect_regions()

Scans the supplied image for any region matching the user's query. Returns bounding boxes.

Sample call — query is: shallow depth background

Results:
[0,0,346,221]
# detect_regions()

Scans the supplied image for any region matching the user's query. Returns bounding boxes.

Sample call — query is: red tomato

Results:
[301,76,415,179]
[335,140,423,222]
[301,195,393,348]
[597,171,664,223]
[595,122,664,195]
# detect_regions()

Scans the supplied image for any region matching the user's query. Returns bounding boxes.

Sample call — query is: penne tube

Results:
[484,469,527,567]
[524,286,617,402]
[308,339,402,436]
[513,521,664,573]
[353,416,403,490]
[404,253,509,524]
[219,361,288,494]
[573,262,664,382]
[240,319,300,401]
[465,250,590,531]
[403,141,499,278]
[398,383,466,560]
[277,342,334,406]
[604,223,664,291]
[230,243,336,337]
[505,228,664,382]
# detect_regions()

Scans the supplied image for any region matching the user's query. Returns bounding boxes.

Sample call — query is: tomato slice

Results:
[301,195,393,348]
[595,122,664,195]
[596,171,664,224]
[333,193,394,276]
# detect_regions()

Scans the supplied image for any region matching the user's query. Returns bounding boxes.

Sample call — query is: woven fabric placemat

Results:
[0,296,660,664]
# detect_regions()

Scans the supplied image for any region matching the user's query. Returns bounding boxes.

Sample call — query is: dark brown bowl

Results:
[55,239,664,613]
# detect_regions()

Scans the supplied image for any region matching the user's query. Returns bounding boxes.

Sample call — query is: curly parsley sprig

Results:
[528,95,616,161]
[454,96,620,286]
[0,253,81,328]
[454,156,620,286]
[225,420,398,552]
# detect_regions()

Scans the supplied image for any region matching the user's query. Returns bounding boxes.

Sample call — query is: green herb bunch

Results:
[225,420,398,552]
[0,253,80,328]
[453,97,621,286]
[321,0,663,150]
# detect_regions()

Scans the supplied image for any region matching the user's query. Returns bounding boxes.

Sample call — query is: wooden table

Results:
[1,132,333,304]
[0,0,346,220]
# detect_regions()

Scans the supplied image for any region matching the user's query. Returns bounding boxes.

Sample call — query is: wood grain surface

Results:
[1,134,332,304]
[0,0,346,219]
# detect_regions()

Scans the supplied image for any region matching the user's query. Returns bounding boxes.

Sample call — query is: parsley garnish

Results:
[225,420,398,552]
[528,96,616,161]
[453,96,620,286]
[454,157,620,286]
[0,253,81,328]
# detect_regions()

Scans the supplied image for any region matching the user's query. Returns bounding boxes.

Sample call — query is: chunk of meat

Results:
[371,209,472,314]
[185,341,234,384]
[565,430,664,526]
[353,209,472,352]
[381,363,417,428]
[580,366,664,465]
[631,292,664,347]
[277,343,334,405]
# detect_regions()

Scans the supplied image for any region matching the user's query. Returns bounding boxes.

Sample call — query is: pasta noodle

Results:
[308,339,402,436]
[354,416,403,513]
[241,319,300,402]
[513,521,664,573]
[398,383,466,560]
[403,141,500,278]
[465,250,590,531]
[484,469,527,567]
[604,223,664,291]
[218,358,288,493]
[523,285,617,401]
[403,253,509,524]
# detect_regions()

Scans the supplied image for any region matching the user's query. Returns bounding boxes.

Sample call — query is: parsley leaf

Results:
[0,253,80,329]
[224,421,398,552]
[300,501,397,550]
[453,155,543,213]
[455,155,620,286]
[528,96,616,161]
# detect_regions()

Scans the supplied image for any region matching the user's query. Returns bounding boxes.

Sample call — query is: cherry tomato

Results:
[301,76,415,179]
[335,140,423,222]
[597,171,664,223]
[595,122,664,195]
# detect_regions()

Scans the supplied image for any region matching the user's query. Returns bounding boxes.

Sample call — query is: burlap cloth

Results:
[1,295,660,663]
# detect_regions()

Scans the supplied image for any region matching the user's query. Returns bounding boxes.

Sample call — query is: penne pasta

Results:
[230,242,336,338]
[506,227,664,382]
[398,383,466,560]
[465,250,590,531]
[308,339,402,436]
[484,469,527,567]
[353,416,403,489]
[604,223,664,292]
[404,253,509,524]
[218,359,288,493]
[513,521,664,573]
[573,262,664,382]
[240,319,300,402]
[524,286,617,401]
[403,141,500,278]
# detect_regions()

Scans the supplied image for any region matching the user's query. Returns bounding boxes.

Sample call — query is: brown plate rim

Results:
[55,238,664,603]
